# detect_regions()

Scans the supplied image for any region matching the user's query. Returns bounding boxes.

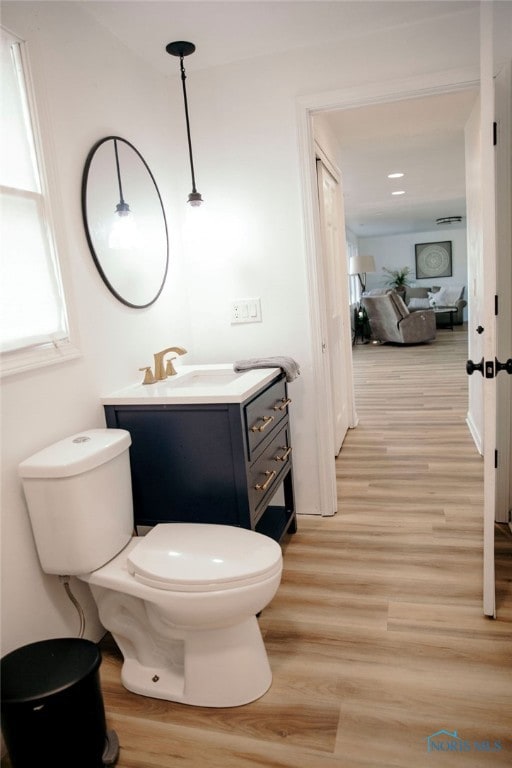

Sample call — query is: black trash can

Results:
[0,638,118,768]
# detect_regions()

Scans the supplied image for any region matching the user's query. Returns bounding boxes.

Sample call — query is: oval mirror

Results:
[81,136,169,308]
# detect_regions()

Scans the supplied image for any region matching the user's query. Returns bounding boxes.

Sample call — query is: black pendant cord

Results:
[179,55,199,196]
[166,41,202,204]
[113,138,126,207]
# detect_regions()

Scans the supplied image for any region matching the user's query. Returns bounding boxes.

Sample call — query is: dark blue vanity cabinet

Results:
[103,373,297,543]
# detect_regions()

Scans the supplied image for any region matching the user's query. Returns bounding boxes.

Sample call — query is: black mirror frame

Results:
[81,136,169,308]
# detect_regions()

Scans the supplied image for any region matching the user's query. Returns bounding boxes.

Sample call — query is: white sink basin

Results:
[162,369,242,388]
[102,364,281,405]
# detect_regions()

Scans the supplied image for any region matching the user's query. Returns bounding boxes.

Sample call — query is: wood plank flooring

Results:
[94,326,511,768]
[6,326,511,767]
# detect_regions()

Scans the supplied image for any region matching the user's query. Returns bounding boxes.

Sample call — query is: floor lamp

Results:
[349,254,376,344]
[349,254,376,295]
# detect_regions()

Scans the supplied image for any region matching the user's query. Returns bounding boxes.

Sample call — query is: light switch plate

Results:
[231,298,262,324]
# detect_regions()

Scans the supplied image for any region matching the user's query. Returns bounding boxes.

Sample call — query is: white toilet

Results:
[18,429,283,708]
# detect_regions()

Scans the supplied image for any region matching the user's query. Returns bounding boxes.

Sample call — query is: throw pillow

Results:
[429,286,462,306]
[408,297,430,309]
[439,286,463,305]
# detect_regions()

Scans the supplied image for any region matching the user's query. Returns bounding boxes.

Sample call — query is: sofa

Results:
[361,292,436,345]
[404,285,466,326]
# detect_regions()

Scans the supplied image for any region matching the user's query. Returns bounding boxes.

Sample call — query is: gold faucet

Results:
[153,346,187,381]
[139,366,156,385]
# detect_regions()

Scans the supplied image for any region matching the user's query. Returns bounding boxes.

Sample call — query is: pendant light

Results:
[108,138,137,249]
[166,41,203,207]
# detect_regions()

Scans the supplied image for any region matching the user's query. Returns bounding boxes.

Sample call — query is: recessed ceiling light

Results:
[388,172,404,179]
[392,190,405,196]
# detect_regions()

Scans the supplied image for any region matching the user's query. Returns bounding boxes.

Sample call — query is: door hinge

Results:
[493,121,498,146]
[494,449,498,469]
[495,294,499,316]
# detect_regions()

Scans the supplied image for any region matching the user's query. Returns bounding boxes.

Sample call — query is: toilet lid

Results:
[127,524,282,591]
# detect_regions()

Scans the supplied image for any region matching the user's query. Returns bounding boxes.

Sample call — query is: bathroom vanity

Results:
[102,366,297,543]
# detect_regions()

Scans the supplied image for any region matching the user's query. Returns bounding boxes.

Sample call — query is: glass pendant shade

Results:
[108,206,138,249]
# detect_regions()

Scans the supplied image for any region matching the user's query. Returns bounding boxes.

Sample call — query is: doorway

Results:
[315,89,476,416]
[298,67,480,517]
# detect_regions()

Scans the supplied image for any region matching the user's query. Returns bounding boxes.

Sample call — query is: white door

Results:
[316,157,352,454]
[479,7,512,617]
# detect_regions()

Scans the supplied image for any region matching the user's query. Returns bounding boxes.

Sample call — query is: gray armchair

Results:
[362,292,436,344]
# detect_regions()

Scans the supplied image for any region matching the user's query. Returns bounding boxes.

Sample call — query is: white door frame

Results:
[297,66,480,516]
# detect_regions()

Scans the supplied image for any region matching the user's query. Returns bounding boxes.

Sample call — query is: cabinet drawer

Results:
[248,424,292,523]
[245,377,291,458]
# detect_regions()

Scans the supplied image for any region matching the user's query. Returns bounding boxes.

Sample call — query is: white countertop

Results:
[101,364,281,405]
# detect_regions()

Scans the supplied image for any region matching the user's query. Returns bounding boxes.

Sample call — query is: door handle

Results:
[495,358,512,375]
[466,358,484,376]
[467,357,512,378]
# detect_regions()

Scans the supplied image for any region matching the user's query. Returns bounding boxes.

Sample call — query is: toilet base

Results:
[85,540,281,708]
[118,616,272,707]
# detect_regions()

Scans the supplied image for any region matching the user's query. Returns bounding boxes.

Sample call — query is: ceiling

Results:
[318,88,478,237]
[82,0,479,238]
[83,1,476,76]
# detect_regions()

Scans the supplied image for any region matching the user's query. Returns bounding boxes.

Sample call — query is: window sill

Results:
[0,340,82,379]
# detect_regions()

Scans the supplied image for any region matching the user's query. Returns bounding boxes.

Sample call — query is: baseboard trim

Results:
[466,411,483,455]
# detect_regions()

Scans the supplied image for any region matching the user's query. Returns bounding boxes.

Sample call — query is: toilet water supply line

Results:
[59,576,86,638]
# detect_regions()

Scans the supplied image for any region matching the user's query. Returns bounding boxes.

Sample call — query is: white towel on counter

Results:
[233,356,300,383]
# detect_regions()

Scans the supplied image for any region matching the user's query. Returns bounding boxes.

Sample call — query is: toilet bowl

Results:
[84,525,282,706]
[19,429,283,707]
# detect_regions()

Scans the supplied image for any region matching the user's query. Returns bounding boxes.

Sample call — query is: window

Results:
[347,240,360,305]
[0,27,78,376]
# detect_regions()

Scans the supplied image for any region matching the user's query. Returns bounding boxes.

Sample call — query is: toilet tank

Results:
[18,429,134,575]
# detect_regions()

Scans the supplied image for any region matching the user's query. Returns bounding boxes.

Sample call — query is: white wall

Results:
[178,4,480,514]
[359,228,468,315]
[0,1,191,654]
[0,1,482,655]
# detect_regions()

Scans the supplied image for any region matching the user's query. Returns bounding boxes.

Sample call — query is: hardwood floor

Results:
[6,326,511,767]
[92,326,511,768]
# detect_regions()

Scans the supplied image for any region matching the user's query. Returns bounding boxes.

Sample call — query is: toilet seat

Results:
[127,524,282,592]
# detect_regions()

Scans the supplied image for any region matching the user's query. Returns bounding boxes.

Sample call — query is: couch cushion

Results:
[362,288,390,296]
[408,297,430,310]
[406,286,430,301]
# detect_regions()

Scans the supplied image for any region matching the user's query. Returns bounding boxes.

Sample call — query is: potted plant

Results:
[382,266,411,296]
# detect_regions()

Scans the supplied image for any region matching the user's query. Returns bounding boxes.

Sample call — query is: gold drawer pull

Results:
[275,446,292,462]
[250,415,274,433]
[273,397,292,411]
[255,470,277,491]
